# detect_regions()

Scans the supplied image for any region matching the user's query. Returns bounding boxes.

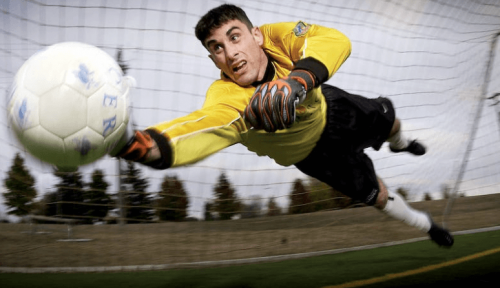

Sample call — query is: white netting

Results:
[0,0,499,267]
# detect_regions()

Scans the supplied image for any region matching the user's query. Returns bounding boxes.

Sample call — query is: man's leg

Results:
[375,178,454,247]
[387,118,426,155]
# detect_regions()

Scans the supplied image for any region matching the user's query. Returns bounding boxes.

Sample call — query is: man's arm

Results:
[244,22,351,132]
[111,83,248,169]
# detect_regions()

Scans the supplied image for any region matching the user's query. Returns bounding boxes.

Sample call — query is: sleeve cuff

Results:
[144,129,172,169]
[293,57,329,86]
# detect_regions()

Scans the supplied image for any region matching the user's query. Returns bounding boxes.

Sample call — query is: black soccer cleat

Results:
[428,222,454,247]
[390,140,426,156]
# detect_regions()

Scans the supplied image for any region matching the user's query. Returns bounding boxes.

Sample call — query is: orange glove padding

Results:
[116,130,155,163]
[244,69,316,132]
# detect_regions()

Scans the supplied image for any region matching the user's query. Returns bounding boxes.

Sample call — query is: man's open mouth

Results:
[233,61,246,73]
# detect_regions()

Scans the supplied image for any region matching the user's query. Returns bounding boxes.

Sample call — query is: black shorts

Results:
[294,84,395,205]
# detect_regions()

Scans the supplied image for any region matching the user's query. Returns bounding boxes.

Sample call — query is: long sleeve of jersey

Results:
[147,21,351,169]
[148,81,252,168]
[260,21,351,83]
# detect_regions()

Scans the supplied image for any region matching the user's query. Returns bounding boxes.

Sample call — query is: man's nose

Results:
[226,46,239,60]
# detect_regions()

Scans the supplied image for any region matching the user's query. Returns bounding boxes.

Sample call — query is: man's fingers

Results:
[245,96,262,129]
[244,78,304,132]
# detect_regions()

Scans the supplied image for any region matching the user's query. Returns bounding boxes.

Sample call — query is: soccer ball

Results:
[7,42,132,168]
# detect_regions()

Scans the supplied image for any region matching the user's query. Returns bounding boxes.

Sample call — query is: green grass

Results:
[1,230,500,288]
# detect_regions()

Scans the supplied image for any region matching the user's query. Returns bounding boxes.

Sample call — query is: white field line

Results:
[1,226,500,273]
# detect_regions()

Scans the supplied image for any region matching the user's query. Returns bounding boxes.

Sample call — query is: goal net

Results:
[1,0,499,269]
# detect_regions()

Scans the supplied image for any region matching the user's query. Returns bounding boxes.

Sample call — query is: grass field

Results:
[1,229,499,288]
[1,194,499,268]
[1,194,499,288]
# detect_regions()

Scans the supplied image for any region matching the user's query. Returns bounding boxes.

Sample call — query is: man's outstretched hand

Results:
[111,130,160,163]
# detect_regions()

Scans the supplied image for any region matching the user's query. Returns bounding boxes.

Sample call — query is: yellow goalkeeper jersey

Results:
[149,21,351,167]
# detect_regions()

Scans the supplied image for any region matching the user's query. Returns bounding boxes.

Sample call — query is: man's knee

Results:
[374,178,388,209]
[389,118,401,138]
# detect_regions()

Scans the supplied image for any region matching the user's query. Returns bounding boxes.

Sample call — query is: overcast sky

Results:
[1,0,500,221]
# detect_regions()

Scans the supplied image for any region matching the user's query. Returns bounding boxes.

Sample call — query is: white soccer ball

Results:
[7,42,132,168]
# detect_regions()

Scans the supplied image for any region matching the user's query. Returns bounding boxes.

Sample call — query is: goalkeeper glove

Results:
[244,69,316,132]
[110,127,171,169]
[113,130,157,163]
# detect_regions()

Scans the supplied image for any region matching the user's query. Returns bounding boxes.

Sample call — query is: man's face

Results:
[205,19,267,87]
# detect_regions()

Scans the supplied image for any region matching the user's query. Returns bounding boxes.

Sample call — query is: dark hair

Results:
[195,4,254,48]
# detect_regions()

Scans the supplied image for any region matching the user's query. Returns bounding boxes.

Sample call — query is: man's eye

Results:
[231,34,240,41]
[213,44,222,52]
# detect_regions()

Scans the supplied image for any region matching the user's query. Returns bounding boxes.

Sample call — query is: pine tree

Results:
[266,197,281,216]
[330,188,354,209]
[204,202,215,221]
[307,177,353,211]
[308,178,335,212]
[213,172,240,220]
[424,193,433,201]
[156,175,189,221]
[123,161,152,223]
[115,48,129,74]
[289,179,312,214]
[83,169,112,223]
[441,184,451,199]
[39,191,58,217]
[396,187,409,200]
[241,195,262,219]
[53,167,85,218]
[2,153,37,216]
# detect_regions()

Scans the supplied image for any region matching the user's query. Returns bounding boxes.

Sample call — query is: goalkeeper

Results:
[112,4,453,247]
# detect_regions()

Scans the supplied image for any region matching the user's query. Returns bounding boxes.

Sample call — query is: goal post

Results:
[444,31,500,224]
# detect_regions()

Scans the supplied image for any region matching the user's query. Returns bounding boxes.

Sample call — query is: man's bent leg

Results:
[388,118,401,139]
[375,178,454,247]
[387,119,426,155]
[375,178,431,232]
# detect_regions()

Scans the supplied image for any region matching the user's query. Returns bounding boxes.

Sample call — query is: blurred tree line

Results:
[2,153,450,224]
[2,153,191,224]
[288,178,357,214]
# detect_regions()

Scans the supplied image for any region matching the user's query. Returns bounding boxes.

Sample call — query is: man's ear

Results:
[208,54,220,69]
[252,27,264,46]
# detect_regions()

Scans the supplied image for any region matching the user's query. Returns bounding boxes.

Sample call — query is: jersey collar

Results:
[220,55,276,88]
[251,56,276,87]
